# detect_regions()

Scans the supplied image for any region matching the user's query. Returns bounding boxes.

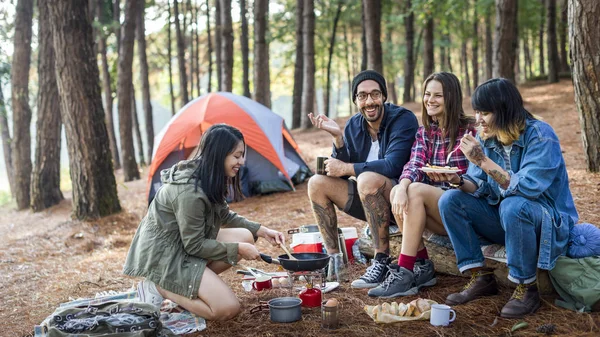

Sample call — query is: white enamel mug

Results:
[430,304,456,326]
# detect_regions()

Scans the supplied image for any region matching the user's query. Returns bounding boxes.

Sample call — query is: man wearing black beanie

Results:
[307,70,419,289]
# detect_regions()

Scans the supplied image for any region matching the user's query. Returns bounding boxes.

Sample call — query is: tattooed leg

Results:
[360,182,390,255]
[311,201,339,253]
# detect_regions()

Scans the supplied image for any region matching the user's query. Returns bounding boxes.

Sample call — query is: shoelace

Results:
[380,266,403,289]
[511,284,527,300]
[362,260,386,281]
[462,270,494,291]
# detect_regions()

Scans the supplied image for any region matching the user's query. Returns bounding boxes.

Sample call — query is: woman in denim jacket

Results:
[437,78,578,318]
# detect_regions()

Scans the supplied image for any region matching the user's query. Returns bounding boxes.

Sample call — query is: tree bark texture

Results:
[291,0,304,129]
[117,0,141,181]
[568,0,600,172]
[10,0,34,210]
[472,1,479,90]
[461,41,471,96]
[167,0,176,114]
[215,0,222,90]
[558,0,569,72]
[48,0,121,219]
[403,0,414,103]
[546,0,559,82]
[136,2,154,161]
[325,0,343,116]
[423,17,434,79]
[240,0,250,98]
[363,0,383,74]
[253,0,271,108]
[174,0,189,105]
[360,1,367,71]
[31,0,64,212]
[493,0,518,83]
[539,0,545,75]
[131,88,145,166]
[0,76,15,196]
[188,0,195,98]
[220,0,234,92]
[206,0,213,93]
[114,0,121,47]
[301,0,315,128]
[485,11,493,80]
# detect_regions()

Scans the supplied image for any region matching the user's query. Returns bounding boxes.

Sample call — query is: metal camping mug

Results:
[316,157,327,175]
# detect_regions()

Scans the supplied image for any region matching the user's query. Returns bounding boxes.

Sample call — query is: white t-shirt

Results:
[366,139,380,162]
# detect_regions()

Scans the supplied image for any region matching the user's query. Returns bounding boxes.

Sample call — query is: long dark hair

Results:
[192,124,245,204]
[422,72,474,152]
[471,78,535,144]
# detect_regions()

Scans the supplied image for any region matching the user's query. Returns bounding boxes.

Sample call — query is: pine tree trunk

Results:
[423,17,434,78]
[131,87,145,166]
[206,0,213,93]
[48,0,121,219]
[240,0,250,98]
[403,0,414,103]
[462,41,471,96]
[568,0,600,172]
[136,2,154,161]
[194,3,201,95]
[493,0,518,83]
[253,0,270,107]
[485,11,493,80]
[524,31,533,79]
[472,0,479,90]
[301,0,315,129]
[325,0,343,116]
[188,0,195,98]
[539,0,546,75]
[0,81,14,196]
[31,0,64,212]
[558,0,569,72]
[114,0,121,47]
[291,0,304,129]
[343,25,353,115]
[173,0,189,105]
[363,0,383,74]
[11,0,34,209]
[360,1,367,71]
[117,0,141,181]
[167,0,176,114]
[215,0,222,90]
[220,0,233,92]
[546,0,559,83]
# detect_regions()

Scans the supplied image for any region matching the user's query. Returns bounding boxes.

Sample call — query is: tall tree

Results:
[0,78,14,196]
[423,16,434,78]
[11,0,34,210]
[360,1,367,71]
[48,0,121,219]
[291,0,304,129]
[215,0,222,90]
[472,0,479,90]
[485,10,493,79]
[493,0,518,83]
[546,0,559,82]
[363,0,383,73]
[403,0,415,103]
[558,0,569,72]
[301,0,315,128]
[136,0,154,161]
[167,0,176,114]
[324,0,343,116]
[31,0,64,212]
[131,89,145,166]
[568,0,600,172]
[97,0,121,169]
[117,0,141,181]
[240,0,250,98]
[220,0,234,92]
[253,0,271,107]
[188,0,195,98]
[206,0,213,93]
[174,0,189,105]
[538,0,545,75]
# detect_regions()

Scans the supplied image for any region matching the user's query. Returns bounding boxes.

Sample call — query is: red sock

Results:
[416,247,429,260]
[398,254,417,271]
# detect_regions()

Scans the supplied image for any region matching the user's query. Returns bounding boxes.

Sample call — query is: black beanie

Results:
[351,70,387,102]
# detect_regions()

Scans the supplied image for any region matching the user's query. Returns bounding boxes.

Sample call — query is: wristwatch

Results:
[448,175,464,188]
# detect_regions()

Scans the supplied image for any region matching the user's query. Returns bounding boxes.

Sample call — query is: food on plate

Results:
[425,163,459,170]
[365,298,433,318]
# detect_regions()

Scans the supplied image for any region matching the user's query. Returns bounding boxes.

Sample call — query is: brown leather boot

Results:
[500,283,541,318]
[446,268,498,305]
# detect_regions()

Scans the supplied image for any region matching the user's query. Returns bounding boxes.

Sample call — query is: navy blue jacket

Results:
[332,103,418,180]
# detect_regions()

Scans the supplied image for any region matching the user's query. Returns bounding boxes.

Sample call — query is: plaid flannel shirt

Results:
[399,122,477,187]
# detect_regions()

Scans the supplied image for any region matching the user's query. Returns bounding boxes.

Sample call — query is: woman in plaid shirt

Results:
[368,72,476,298]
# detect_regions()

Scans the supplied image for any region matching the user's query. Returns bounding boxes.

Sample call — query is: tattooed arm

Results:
[460,134,511,190]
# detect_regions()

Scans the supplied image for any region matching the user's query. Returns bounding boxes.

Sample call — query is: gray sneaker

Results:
[351,256,391,289]
[367,265,418,298]
[413,258,437,288]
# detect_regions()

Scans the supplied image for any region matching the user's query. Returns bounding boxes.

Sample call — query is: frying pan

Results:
[260,252,330,272]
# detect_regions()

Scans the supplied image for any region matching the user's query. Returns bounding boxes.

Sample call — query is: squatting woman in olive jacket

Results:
[123,124,284,321]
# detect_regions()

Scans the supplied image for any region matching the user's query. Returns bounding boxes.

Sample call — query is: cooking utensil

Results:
[280,243,298,260]
[260,252,330,272]
[249,297,303,323]
[447,130,472,164]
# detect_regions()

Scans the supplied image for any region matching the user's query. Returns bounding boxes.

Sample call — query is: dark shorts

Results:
[340,178,398,225]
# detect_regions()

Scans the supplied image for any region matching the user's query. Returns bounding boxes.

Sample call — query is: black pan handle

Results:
[260,253,280,265]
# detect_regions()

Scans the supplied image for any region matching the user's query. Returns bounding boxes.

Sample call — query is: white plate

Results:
[419,167,462,174]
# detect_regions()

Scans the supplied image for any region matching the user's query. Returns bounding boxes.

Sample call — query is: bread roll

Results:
[415,298,431,313]
[406,303,417,317]
[381,302,392,314]
[397,302,409,317]
[391,302,399,315]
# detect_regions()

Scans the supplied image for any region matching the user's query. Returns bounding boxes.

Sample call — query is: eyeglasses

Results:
[356,90,382,102]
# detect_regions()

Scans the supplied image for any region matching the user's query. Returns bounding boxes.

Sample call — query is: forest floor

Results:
[1,79,599,337]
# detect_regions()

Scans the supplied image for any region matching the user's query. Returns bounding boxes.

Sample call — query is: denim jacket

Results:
[332,102,418,179]
[464,118,578,270]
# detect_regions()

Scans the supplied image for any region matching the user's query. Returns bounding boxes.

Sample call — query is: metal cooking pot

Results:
[260,252,330,272]
[250,297,302,323]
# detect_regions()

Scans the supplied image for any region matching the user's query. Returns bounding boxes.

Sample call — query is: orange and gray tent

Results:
[147,92,311,203]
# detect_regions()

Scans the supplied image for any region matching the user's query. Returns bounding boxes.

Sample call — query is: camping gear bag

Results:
[37,300,176,337]
[549,256,600,312]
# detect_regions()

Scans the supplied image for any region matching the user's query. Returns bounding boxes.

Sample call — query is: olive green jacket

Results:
[123,160,261,299]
